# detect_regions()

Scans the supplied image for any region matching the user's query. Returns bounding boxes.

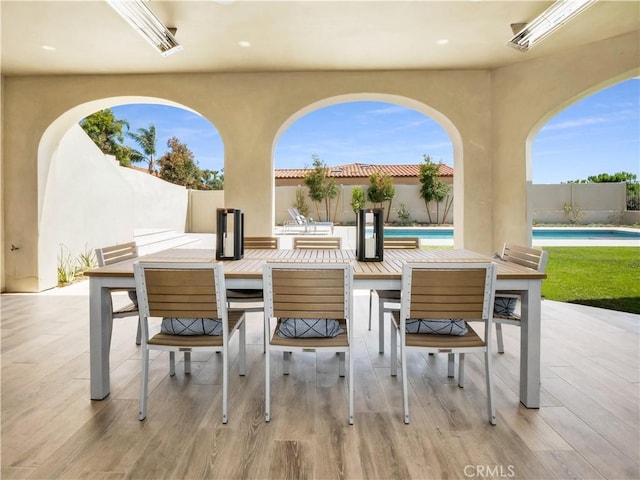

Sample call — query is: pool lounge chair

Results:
[285,208,334,234]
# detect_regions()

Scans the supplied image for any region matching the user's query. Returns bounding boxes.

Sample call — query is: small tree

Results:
[201,169,224,190]
[128,124,158,173]
[302,155,338,221]
[562,202,585,224]
[367,172,395,222]
[350,186,366,214]
[294,186,310,217]
[395,203,412,225]
[433,180,453,224]
[418,154,438,223]
[418,154,452,224]
[157,137,202,189]
[79,108,133,166]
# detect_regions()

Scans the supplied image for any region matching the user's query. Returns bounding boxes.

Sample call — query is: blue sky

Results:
[110,77,639,184]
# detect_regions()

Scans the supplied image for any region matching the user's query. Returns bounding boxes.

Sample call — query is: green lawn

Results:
[541,247,640,314]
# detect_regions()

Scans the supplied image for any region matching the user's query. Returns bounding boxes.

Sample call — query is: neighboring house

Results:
[274,162,453,186]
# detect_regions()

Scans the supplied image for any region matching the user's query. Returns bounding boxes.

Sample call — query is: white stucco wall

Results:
[531,183,628,224]
[118,165,188,232]
[37,125,134,289]
[35,124,188,290]
[187,189,225,233]
[274,184,454,225]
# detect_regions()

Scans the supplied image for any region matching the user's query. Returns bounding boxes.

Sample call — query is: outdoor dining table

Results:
[85,247,546,408]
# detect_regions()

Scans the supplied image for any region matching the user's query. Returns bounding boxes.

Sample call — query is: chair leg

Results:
[283,351,290,375]
[265,317,271,422]
[495,322,505,354]
[401,335,409,424]
[447,353,455,378]
[378,297,385,354]
[368,290,373,331]
[222,344,228,424]
[338,352,346,377]
[262,316,266,353]
[390,317,398,376]
[485,349,496,425]
[239,320,246,376]
[139,347,149,421]
[169,352,176,376]
[184,352,191,374]
[458,353,465,388]
[136,318,142,346]
[348,349,354,425]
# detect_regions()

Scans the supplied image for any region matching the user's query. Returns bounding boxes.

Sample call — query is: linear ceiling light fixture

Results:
[106,0,183,56]
[507,0,596,52]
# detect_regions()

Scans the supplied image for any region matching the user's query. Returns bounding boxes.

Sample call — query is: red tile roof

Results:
[275,163,453,179]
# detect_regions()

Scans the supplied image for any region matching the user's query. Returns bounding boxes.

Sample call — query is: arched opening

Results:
[526,76,639,227]
[37,97,222,290]
[273,94,462,244]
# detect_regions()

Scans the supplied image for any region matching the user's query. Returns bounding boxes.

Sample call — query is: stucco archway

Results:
[526,72,639,182]
[520,71,640,233]
[273,93,464,240]
[36,96,220,290]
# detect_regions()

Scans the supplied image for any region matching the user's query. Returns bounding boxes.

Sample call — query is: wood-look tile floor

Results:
[1,285,638,479]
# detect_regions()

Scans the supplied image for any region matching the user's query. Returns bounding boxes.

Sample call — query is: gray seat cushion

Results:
[406,319,468,335]
[161,317,222,335]
[494,296,518,316]
[277,318,344,338]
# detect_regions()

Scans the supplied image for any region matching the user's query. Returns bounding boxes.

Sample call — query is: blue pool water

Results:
[384,228,640,240]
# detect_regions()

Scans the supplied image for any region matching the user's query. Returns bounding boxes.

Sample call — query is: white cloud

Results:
[366,105,412,116]
[542,115,610,131]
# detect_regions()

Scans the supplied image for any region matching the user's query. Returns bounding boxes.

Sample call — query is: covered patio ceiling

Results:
[1,0,639,76]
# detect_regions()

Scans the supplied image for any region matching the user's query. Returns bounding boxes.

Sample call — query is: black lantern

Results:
[216,208,244,260]
[356,208,384,262]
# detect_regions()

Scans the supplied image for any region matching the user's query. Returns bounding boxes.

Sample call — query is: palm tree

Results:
[128,125,158,173]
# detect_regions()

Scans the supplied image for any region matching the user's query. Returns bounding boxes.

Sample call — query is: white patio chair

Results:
[263,262,354,424]
[292,236,342,249]
[369,237,420,353]
[95,241,141,345]
[493,243,548,353]
[134,262,246,424]
[226,236,279,352]
[390,262,497,425]
[287,208,334,234]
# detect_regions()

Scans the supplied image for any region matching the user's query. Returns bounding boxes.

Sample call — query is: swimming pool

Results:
[384,227,640,240]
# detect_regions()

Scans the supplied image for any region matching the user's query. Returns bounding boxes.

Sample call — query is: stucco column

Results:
[3,80,45,292]
[222,127,275,237]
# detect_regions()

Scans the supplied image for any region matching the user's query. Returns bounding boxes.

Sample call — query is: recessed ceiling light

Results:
[436,39,449,45]
[41,45,57,51]
[238,40,251,48]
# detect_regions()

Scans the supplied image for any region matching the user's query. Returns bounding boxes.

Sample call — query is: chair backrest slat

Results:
[96,241,138,266]
[293,237,342,249]
[265,264,351,320]
[244,237,279,249]
[384,237,420,249]
[502,244,548,272]
[404,263,495,320]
